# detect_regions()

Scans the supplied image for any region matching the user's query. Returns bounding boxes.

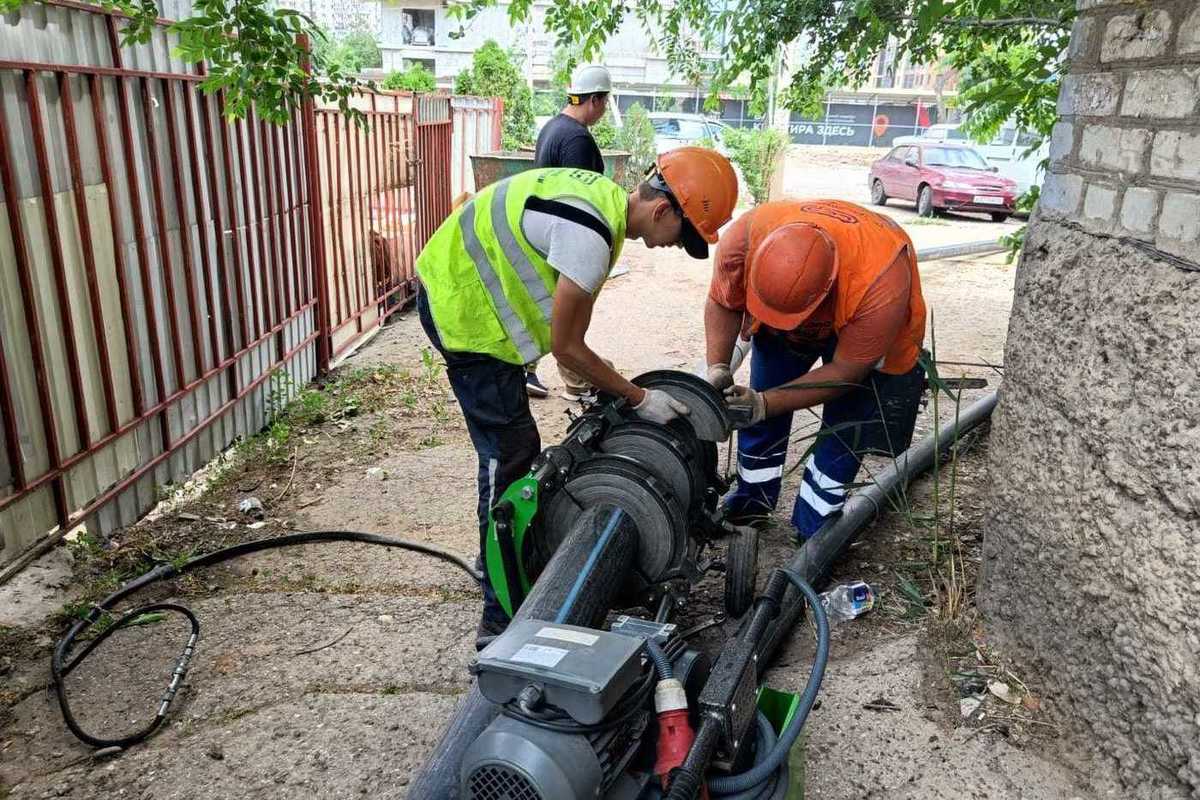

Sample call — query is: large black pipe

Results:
[408,504,639,799]
[758,391,999,668]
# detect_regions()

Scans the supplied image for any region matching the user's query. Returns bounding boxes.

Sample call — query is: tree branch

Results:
[901,16,1068,29]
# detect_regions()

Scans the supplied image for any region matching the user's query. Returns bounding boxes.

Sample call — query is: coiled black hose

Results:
[52,529,481,749]
[663,568,829,800]
[707,568,828,798]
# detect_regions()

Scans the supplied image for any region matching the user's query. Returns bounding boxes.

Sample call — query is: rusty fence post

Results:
[298,34,331,374]
[492,96,504,149]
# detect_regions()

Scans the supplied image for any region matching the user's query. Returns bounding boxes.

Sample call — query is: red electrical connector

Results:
[653,678,708,799]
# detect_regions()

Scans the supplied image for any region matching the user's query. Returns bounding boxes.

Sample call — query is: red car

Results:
[868,142,1017,221]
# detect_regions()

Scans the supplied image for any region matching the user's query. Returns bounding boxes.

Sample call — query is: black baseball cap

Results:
[646,167,709,259]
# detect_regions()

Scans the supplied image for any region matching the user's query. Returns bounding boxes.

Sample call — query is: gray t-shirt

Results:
[520,196,614,295]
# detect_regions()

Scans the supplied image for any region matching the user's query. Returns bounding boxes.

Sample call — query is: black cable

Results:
[52,529,480,749]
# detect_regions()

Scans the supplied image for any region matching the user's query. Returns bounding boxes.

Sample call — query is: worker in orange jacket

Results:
[704,199,928,541]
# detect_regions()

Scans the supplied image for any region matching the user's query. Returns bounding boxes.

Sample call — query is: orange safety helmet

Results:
[648,147,738,258]
[746,223,838,330]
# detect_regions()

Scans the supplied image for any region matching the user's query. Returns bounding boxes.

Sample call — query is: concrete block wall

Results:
[982,0,1200,797]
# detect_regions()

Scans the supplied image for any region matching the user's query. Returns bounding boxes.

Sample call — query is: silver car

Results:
[647,112,732,155]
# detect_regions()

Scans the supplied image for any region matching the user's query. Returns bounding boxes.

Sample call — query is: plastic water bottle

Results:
[819,581,876,623]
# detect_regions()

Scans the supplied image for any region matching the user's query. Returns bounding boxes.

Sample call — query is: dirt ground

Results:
[0,151,1105,800]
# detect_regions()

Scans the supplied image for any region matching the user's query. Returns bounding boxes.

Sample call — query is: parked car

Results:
[893,123,971,145]
[868,142,1017,221]
[647,112,731,155]
[974,125,1048,197]
[894,123,1046,197]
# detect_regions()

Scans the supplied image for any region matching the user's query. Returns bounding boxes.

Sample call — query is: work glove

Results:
[634,388,691,424]
[705,362,734,391]
[724,385,767,429]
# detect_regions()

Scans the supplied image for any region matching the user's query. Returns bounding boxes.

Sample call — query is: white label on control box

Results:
[510,643,568,668]
[535,626,599,646]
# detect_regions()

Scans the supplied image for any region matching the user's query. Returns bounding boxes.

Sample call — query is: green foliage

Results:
[1000,184,1039,262]
[383,62,436,92]
[548,42,585,92]
[454,40,534,149]
[0,0,371,125]
[315,29,382,73]
[592,111,618,149]
[723,126,787,205]
[652,95,683,113]
[451,0,1074,156]
[616,102,656,190]
[956,41,1062,146]
[533,92,565,116]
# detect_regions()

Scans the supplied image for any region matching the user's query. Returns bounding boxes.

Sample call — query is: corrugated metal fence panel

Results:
[450,95,501,198]
[0,4,491,572]
[313,91,422,362]
[0,0,196,70]
[0,0,316,567]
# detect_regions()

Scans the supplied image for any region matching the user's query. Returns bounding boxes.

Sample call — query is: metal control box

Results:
[471,619,645,725]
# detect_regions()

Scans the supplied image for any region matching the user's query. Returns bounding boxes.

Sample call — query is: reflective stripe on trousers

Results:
[459,182,554,364]
[724,331,862,540]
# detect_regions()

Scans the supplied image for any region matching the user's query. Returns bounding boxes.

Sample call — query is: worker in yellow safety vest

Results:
[415,148,739,645]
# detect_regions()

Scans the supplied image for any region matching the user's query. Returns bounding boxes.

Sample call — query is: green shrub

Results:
[454,41,534,149]
[724,126,788,205]
[382,63,436,92]
[592,111,618,149]
[615,103,656,191]
[314,30,381,73]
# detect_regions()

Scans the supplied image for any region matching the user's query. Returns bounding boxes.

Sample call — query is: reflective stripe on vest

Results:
[492,180,554,321]
[459,200,542,364]
[417,168,628,365]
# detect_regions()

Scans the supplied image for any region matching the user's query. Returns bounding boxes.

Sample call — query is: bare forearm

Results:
[705,298,742,365]
[762,361,870,415]
[554,343,645,404]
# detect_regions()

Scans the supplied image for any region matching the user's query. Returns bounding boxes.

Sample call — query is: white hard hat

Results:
[567,65,612,97]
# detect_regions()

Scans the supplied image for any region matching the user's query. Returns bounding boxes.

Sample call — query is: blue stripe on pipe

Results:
[554,508,626,624]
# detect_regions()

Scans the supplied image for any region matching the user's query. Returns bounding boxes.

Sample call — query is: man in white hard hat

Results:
[535,64,612,175]
[524,64,615,400]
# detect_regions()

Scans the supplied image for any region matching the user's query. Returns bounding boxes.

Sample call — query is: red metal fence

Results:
[0,1,500,575]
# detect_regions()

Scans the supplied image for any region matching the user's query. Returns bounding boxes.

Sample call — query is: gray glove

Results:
[634,388,691,424]
[705,362,734,391]
[724,385,767,429]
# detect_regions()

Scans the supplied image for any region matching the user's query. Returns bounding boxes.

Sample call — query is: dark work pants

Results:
[725,331,925,541]
[417,289,541,625]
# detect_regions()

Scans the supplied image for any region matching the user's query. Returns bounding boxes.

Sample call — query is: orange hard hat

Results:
[746,223,838,330]
[649,146,738,258]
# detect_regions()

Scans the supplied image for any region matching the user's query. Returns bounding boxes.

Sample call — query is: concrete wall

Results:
[982,1,1200,797]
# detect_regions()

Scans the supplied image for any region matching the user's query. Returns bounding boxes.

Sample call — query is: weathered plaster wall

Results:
[982,1,1200,797]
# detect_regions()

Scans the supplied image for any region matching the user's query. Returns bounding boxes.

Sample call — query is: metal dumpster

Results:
[470,149,631,191]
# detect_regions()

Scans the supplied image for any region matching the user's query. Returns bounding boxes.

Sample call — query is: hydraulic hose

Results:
[52,529,481,749]
[707,568,828,797]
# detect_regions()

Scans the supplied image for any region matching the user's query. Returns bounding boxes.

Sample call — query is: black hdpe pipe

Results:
[407,504,640,800]
[758,390,999,673]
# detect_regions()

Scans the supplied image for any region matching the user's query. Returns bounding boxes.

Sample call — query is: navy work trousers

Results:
[417,289,540,625]
[725,331,924,541]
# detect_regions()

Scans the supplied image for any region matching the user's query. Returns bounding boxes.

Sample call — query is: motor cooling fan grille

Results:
[467,765,543,800]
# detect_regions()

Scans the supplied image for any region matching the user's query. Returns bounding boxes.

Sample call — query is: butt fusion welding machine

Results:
[446,371,828,800]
